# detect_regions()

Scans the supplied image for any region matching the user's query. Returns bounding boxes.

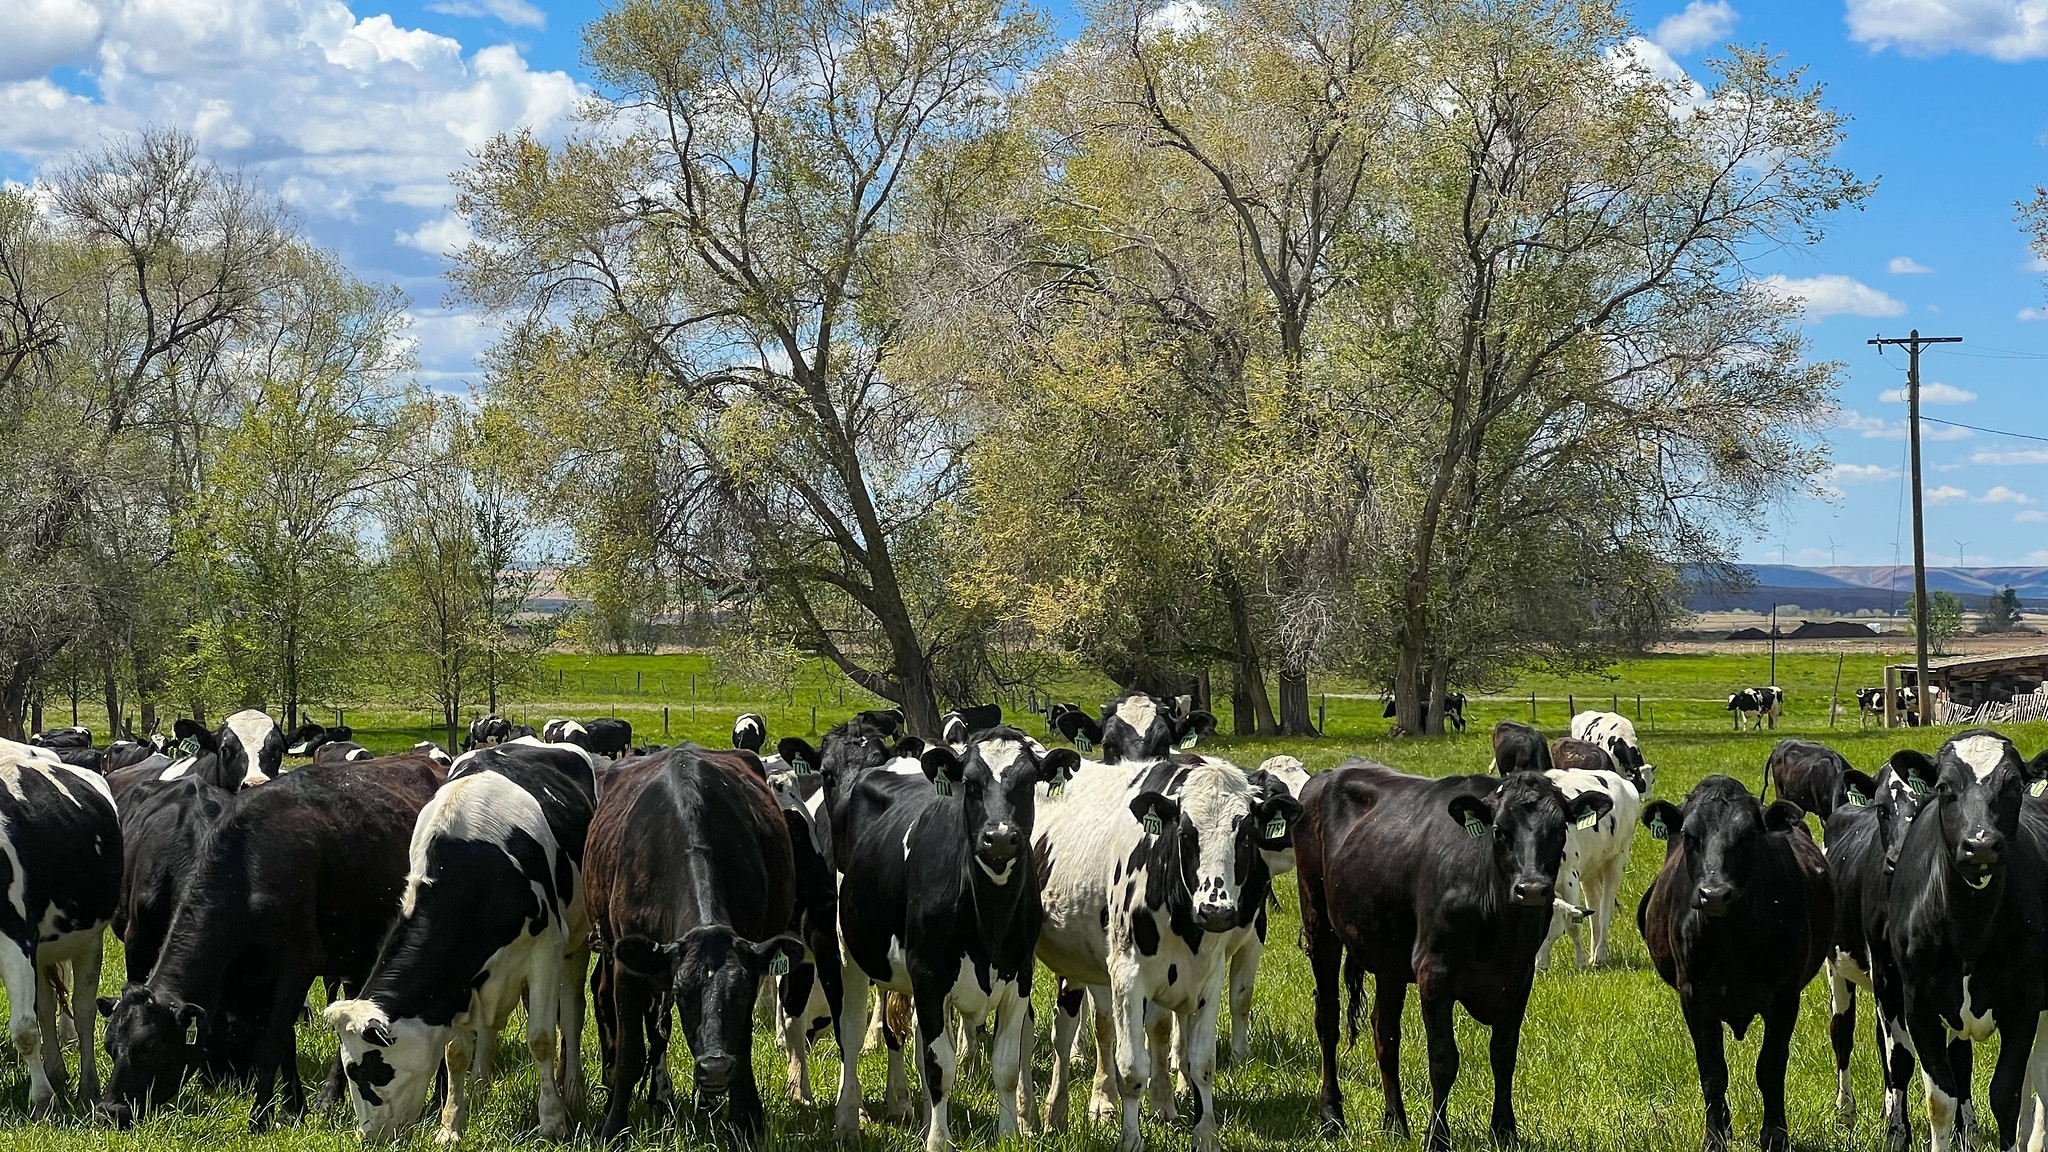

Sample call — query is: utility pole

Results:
[1870,330,1962,725]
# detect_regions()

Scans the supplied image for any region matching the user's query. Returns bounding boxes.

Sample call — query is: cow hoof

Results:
[436,1127,463,1147]
[1760,1126,1789,1152]
[1319,1115,1346,1139]
[1382,1114,1409,1139]
[1089,1097,1120,1123]
[836,1119,862,1144]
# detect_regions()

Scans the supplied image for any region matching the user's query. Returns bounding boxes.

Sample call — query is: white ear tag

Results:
[1574,809,1600,830]
[2030,779,2046,798]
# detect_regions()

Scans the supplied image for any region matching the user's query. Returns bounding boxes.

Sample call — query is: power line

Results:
[1921,416,2048,444]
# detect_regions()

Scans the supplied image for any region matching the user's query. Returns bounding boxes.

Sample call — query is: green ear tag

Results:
[1265,813,1287,839]
[1574,809,1600,831]
[935,777,953,797]
[1846,790,1868,808]
[1180,732,1199,749]
[1050,764,1069,799]
[768,952,791,977]
[792,756,814,777]
[185,1018,200,1046]
[1142,810,1162,836]
[1648,814,1670,841]
[1463,813,1485,838]
[1908,778,1933,797]
[178,736,200,758]
[1075,734,1093,754]
[2031,780,2046,799]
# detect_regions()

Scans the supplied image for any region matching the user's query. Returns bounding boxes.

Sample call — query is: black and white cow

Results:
[97,755,443,1130]
[216,708,284,790]
[835,729,1077,1150]
[1297,762,1608,1152]
[325,741,596,1144]
[410,741,453,768]
[0,740,121,1111]
[1052,691,1216,762]
[1538,741,1642,970]
[464,714,512,751]
[732,712,768,753]
[284,723,330,757]
[29,725,92,749]
[1490,720,1553,775]
[587,747,805,1143]
[312,741,373,765]
[1570,709,1654,795]
[104,740,162,772]
[542,716,632,760]
[1639,776,1832,1152]
[1033,752,1295,1149]
[1224,757,1312,1062]
[1766,738,1856,821]
[1382,692,1469,732]
[1887,731,2048,1152]
[939,703,1005,747]
[1727,686,1785,730]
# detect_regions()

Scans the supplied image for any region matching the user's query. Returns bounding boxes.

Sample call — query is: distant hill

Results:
[1689,566,2048,613]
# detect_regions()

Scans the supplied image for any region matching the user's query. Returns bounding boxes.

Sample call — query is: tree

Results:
[1980,587,2025,635]
[453,0,1048,736]
[1908,591,1967,657]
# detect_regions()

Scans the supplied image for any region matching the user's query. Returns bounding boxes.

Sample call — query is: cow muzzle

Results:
[1196,901,1238,933]
[1958,832,2003,888]
[978,824,1021,864]
[1693,878,1736,916]
[694,1054,736,1095]
[1510,877,1553,908]
[95,1100,135,1129]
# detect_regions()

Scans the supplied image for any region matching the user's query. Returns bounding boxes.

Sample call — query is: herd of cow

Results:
[3,698,2048,1152]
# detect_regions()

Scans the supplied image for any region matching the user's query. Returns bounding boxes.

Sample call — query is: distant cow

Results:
[0,740,121,1111]
[1570,710,1654,795]
[410,740,452,767]
[732,713,768,753]
[938,703,1004,746]
[30,725,92,749]
[312,741,373,764]
[104,740,161,772]
[543,717,634,760]
[1638,776,1831,1152]
[1726,686,1784,730]
[1490,720,1552,775]
[1382,692,1468,732]
[464,714,512,751]
[1297,762,1610,1149]
[1053,691,1216,761]
[1766,739,1855,821]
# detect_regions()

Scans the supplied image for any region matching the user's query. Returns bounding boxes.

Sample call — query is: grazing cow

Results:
[1539,741,1643,970]
[587,747,805,1143]
[0,741,122,1111]
[583,718,633,759]
[939,703,1005,746]
[732,713,768,753]
[325,742,596,1144]
[1638,776,1831,1152]
[1570,710,1654,795]
[464,714,512,751]
[1766,739,1855,821]
[836,729,1078,1151]
[1886,731,2048,1152]
[1490,719,1553,775]
[1822,758,1947,1147]
[1297,762,1610,1151]
[1726,686,1784,730]
[1224,761,1311,1061]
[1857,688,1888,722]
[97,756,443,1130]
[1053,691,1217,761]
[1034,752,1297,1147]
[216,709,283,790]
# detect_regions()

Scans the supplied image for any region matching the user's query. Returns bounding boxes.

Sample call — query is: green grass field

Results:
[7,647,2038,1152]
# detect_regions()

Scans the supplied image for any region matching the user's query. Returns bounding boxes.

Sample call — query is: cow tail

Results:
[1758,762,1771,804]
[1342,948,1366,1049]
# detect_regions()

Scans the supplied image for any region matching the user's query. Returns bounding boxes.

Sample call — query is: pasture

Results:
[6,647,2036,1152]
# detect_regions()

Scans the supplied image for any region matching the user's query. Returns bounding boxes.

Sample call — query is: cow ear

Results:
[892,736,926,760]
[1764,800,1806,834]
[1446,795,1494,838]
[96,996,117,1019]
[778,738,820,779]
[1056,710,1101,753]
[921,747,964,786]
[1038,748,1081,785]
[1841,769,1878,808]
[1173,712,1217,750]
[1891,750,1938,796]
[1641,800,1682,841]
[1566,791,1614,831]
[2027,750,2048,787]
[743,935,807,977]
[1129,791,1180,836]
[614,935,680,977]
[1255,793,1303,845]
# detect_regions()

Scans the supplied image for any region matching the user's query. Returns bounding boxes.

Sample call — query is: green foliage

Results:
[1907,590,1968,655]
[1981,587,2026,634]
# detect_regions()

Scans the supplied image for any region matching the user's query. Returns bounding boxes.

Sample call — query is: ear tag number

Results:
[792,756,814,777]
[2031,780,2046,798]
[1648,815,1670,841]
[1075,734,1093,754]
[1462,813,1486,839]
[1142,810,1162,836]
[1574,809,1600,830]
[178,737,200,758]
[1180,732,1199,749]
[935,777,953,797]
[185,1018,200,1046]
[1909,778,1933,797]
[1050,764,1069,799]
[1846,790,1869,807]
[1265,814,1287,838]
[769,952,791,977]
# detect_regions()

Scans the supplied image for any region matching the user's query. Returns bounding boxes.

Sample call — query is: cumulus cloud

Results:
[1888,255,1934,274]
[2018,510,2048,523]
[1830,462,1902,483]
[2023,307,2048,321]
[1980,485,2039,504]
[1972,447,2048,464]
[1653,1,1737,53]
[1604,37,1709,111]
[0,0,102,82]
[426,0,546,27]
[1849,0,2048,61]
[1926,485,1969,505]
[398,212,473,256]
[1755,273,1907,320]
[1879,381,1977,404]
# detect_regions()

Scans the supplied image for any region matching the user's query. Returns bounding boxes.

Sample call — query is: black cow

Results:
[0,742,122,1110]
[215,709,283,790]
[104,740,161,772]
[113,776,233,984]
[55,745,105,774]
[97,755,443,1130]
[834,729,1078,1150]
[283,723,328,757]
[588,747,805,1143]
[1490,720,1552,775]
[939,703,1005,745]
[1638,776,1832,1152]
[464,714,512,751]
[544,717,634,760]
[326,741,597,1144]
[1727,686,1784,730]
[1887,731,2048,1152]
[1296,762,1610,1151]
[1767,738,1856,821]
[1052,690,1216,761]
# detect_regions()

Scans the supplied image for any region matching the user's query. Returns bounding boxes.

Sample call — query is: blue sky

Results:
[4,0,2048,564]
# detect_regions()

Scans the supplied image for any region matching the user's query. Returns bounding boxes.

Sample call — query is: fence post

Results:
[1568,694,1575,717]
[1636,694,1642,720]
[811,706,818,736]
[1317,694,1326,734]
[637,670,643,695]
[1612,692,1618,712]
[663,706,670,737]
[1530,693,1537,722]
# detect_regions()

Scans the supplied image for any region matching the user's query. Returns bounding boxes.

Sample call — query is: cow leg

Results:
[833,963,872,1141]
[1088,985,1121,1123]
[70,941,103,1104]
[645,990,677,1117]
[1828,958,1857,1123]
[1145,1005,1176,1122]
[1015,996,1039,1135]
[913,981,956,1152]
[34,960,69,1108]
[559,940,589,1106]
[1306,923,1345,1134]
[1913,1012,1968,1152]
[1373,977,1410,1138]
[251,969,316,1131]
[599,966,648,1142]
[1110,967,1151,1152]
[526,954,569,1141]
[991,987,1027,1137]
[439,1024,477,1145]
[1046,980,1082,1129]
[1486,1004,1526,1146]
[884,995,914,1123]
[2022,1010,2048,1152]
[1416,985,1459,1152]
[1990,1015,2037,1152]
[1956,1040,1979,1148]
[592,959,617,1092]
[2,936,53,1114]
[780,968,817,1105]
[1590,859,1623,966]
[1756,989,1798,1152]
[1228,930,1263,1063]
[1180,986,1224,1152]
[1879,1008,1917,1152]
[1683,998,1732,1152]
[1534,899,1564,973]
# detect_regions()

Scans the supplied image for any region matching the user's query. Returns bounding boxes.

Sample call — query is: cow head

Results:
[1894,730,2045,891]
[96,985,203,1125]
[323,999,442,1143]
[732,713,768,752]
[615,927,805,1098]
[1129,758,1301,933]
[1842,760,1932,873]
[1249,761,1309,877]
[1058,692,1216,763]
[217,709,279,790]
[784,714,911,790]
[1449,772,1612,908]
[922,729,1078,886]
[1640,774,1801,916]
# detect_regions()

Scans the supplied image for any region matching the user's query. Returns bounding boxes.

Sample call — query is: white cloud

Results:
[1755,273,1907,320]
[1653,1,1737,53]
[0,0,102,82]
[2029,550,2048,564]
[1888,255,1934,274]
[2018,510,2048,523]
[0,1,581,232]
[1972,447,2048,464]
[2029,253,2048,273]
[2022,307,2048,321]
[1849,0,2048,61]
[1836,409,1974,441]
[1143,0,1211,32]
[1927,485,1969,505]
[1878,381,1977,404]
[426,0,546,27]
[1980,485,2038,504]
[1830,462,1902,483]
[397,212,473,256]
[1605,37,1708,111]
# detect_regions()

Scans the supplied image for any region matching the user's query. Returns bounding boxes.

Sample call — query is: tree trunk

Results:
[1393,599,1428,735]
[487,648,499,715]
[893,643,943,740]
[1426,652,1453,737]
[29,690,43,739]
[1220,569,1278,736]
[1195,666,1212,714]
[0,665,31,741]
[1277,669,1315,737]
[103,660,123,738]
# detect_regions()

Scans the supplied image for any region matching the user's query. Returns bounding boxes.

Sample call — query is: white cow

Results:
[1537,767,1642,969]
